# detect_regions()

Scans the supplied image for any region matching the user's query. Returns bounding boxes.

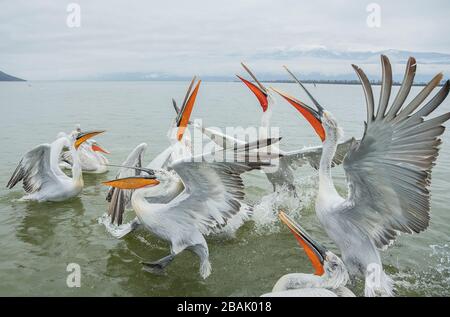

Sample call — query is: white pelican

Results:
[272,55,450,296]
[261,211,355,297]
[101,78,281,278]
[59,125,110,174]
[7,130,105,202]
[103,141,280,279]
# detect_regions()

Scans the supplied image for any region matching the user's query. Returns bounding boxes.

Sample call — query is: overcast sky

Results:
[1,0,449,80]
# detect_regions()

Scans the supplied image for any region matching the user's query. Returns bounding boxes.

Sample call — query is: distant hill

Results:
[0,70,25,81]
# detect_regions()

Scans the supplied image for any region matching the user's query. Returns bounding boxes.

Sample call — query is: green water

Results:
[0,81,449,296]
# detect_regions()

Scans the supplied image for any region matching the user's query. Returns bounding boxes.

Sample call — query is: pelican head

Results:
[237,62,273,113]
[71,130,106,149]
[270,83,343,143]
[321,111,344,143]
[172,77,201,142]
[271,65,345,143]
[103,166,160,190]
[322,251,349,289]
[89,140,110,154]
[278,211,349,287]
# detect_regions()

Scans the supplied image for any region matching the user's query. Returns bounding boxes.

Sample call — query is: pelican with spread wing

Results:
[262,212,354,297]
[104,141,279,279]
[102,78,281,278]
[272,55,450,296]
[7,130,105,202]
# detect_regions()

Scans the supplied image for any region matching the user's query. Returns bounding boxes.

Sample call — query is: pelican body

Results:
[104,142,279,279]
[103,79,277,278]
[7,131,104,202]
[273,55,450,296]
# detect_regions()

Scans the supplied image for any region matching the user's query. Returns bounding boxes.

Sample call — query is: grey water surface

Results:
[0,81,449,296]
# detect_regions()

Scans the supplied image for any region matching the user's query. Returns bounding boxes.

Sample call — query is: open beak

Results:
[75,130,105,149]
[237,63,269,112]
[271,87,326,142]
[279,211,327,276]
[176,79,201,141]
[237,75,268,112]
[103,176,159,189]
[92,143,110,154]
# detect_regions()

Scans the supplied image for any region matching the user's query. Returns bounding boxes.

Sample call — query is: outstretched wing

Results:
[107,143,147,224]
[7,144,59,193]
[342,55,450,248]
[282,138,356,170]
[166,141,279,235]
[193,124,246,149]
[168,160,264,235]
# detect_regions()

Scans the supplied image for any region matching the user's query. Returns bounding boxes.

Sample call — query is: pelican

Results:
[102,78,280,278]
[191,63,354,192]
[104,142,280,279]
[272,55,450,296]
[7,130,105,202]
[262,212,354,297]
[59,125,110,174]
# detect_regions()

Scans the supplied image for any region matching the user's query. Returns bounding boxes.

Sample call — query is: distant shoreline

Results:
[0,70,26,82]
[258,79,444,87]
[1,79,443,87]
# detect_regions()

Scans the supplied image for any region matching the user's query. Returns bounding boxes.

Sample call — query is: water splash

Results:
[98,213,136,239]
[213,203,253,239]
[430,243,450,278]
[252,175,317,234]
[393,243,450,296]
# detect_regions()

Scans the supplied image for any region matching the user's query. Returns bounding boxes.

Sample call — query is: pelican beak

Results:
[270,87,325,142]
[92,143,110,154]
[103,176,160,189]
[279,211,327,276]
[75,130,105,149]
[176,80,201,141]
[237,75,268,112]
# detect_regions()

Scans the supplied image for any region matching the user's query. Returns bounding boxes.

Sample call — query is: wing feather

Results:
[7,144,58,193]
[376,55,392,119]
[386,57,416,120]
[393,72,443,122]
[168,160,259,234]
[166,143,278,234]
[352,64,374,123]
[281,138,356,170]
[107,143,147,224]
[342,55,450,248]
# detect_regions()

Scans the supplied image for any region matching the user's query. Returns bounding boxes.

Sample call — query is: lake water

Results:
[0,81,449,296]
